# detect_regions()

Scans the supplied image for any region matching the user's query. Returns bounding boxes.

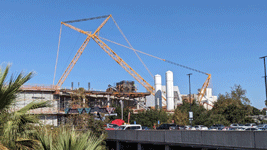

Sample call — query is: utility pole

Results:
[260,56,267,107]
[120,100,123,120]
[187,73,193,127]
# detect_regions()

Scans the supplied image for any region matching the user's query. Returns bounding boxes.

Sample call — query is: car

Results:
[106,123,119,128]
[256,124,267,129]
[184,125,197,130]
[194,125,208,130]
[141,126,150,130]
[245,127,258,131]
[222,127,231,131]
[230,123,239,128]
[228,127,236,131]
[179,125,186,130]
[238,124,245,128]
[105,123,120,130]
[258,127,267,131]
[210,124,225,130]
[184,125,191,130]
[156,124,179,130]
[118,124,142,130]
[243,123,257,129]
[235,127,245,131]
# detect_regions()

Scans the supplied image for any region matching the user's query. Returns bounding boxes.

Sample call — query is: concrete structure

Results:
[166,71,174,111]
[15,86,59,126]
[200,88,217,110]
[154,74,162,109]
[14,85,149,126]
[106,130,267,150]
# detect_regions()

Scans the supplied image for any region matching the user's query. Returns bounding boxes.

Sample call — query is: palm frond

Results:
[0,143,9,150]
[0,64,33,111]
[15,138,40,150]
[17,101,51,115]
[35,127,53,150]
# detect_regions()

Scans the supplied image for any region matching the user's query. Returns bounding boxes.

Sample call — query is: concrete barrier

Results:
[106,130,267,149]
[181,130,201,144]
[201,131,254,148]
[165,130,182,144]
[255,131,267,149]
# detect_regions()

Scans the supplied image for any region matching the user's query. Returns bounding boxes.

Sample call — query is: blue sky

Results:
[1,0,267,109]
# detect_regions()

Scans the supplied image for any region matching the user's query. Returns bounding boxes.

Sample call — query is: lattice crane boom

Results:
[198,74,211,103]
[56,35,91,88]
[56,15,159,99]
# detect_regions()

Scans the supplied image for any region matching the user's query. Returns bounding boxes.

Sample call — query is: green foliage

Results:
[172,84,257,127]
[131,109,171,128]
[252,106,263,115]
[173,99,208,126]
[109,106,171,128]
[173,109,188,125]
[204,113,230,127]
[0,101,50,149]
[66,114,106,138]
[211,84,254,125]
[35,126,106,150]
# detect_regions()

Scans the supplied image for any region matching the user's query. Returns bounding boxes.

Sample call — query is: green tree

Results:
[204,113,230,127]
[251,106,261,115]
[66,114,106,138]
[211,84,254,124]
[173,99,208,126]
[173,109,188,125]
[130,109,171,128]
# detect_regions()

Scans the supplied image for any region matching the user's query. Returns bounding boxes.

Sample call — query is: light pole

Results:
[187,73,193,126]
[120,100,123,120]
[260,56,267,107]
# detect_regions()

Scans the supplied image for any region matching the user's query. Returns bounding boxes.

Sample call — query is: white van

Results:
[118,124,142,130]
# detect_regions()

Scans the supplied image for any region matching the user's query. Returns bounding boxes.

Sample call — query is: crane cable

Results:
[99,36,209,75]
[53,24,62,86]
[111,16,154,78]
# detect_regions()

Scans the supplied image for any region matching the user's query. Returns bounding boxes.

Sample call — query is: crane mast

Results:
[197,74,211,104]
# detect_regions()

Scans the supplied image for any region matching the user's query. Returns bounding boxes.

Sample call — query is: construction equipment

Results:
[55,15,160,103]
[55,14,210,106]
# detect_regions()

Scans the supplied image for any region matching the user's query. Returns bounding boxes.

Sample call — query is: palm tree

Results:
[0,64,50,149]
[36,126,106,150]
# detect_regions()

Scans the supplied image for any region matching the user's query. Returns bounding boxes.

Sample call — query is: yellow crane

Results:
[55,14,210,106]
[55,15,157,99]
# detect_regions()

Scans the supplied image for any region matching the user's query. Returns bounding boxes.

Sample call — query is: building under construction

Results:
[15,81,149,126]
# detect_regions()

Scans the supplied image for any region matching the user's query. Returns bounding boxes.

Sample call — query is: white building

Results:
[200,88,217,110]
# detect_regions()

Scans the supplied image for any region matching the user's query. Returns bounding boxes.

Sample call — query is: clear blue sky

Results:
[1,0,267,109]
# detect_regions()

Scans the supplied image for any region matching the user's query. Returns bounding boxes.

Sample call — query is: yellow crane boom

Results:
[56,15,157,98]
[56,35,91,88]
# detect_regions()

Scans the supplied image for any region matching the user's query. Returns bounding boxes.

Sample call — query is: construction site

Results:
[14,15,217,126]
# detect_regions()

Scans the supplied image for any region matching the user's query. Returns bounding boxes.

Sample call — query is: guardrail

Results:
[106,130,267,149]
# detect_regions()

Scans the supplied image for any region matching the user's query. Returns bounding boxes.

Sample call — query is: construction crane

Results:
[55,15,162,103]
[55,14,210,106]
